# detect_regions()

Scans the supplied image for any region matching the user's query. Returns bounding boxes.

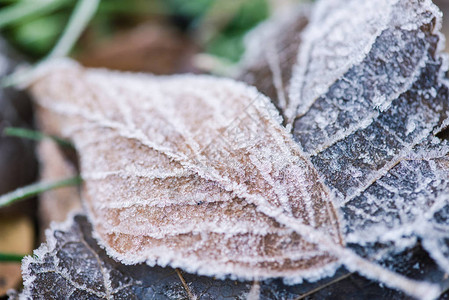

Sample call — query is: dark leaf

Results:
[20,214,449,299]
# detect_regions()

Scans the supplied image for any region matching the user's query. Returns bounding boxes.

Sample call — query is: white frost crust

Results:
[32,59,346,285]
[343,144,449,244]
[285,0,445,125]
[239,4,307,72]
[20,210,84,300]
[238,4,311,110]
[422,238,449,274]
[286,0,394,122]
[28,58,444,299]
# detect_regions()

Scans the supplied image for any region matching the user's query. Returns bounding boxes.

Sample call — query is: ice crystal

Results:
[20,214,253,299]
[21,0,449,298]
[240,0,449,288]
[284,0,449,271]
[27,58,443,299]
[238,4,310,112]
[21,214,444,299]
[31,61,344,283]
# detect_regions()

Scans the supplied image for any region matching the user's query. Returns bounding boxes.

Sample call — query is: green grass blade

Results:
[47,0,100,59]
[0,0,67,29]
[0,252,25,262]
[0,176,82,208]
[3,127,74,148]
[1,0,99,88]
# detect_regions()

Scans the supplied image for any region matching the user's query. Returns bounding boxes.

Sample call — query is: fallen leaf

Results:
[241,0,449,276]
[31,61,343,283]
[19,213,252,299]
[19,213,449,300]
[20,0,449,298]
[287,0,449,272]
[27,59,442,298]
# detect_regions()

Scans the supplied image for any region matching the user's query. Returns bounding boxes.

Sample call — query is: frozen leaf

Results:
[27,60,441,298]
[30,60,343,283]
[20,214,449,300]
[282,0,449,268]
[236,0,449,295]
[20,213,253,299]
[286,0,449,198]
[238,0,449,283]
[238,4,310,112]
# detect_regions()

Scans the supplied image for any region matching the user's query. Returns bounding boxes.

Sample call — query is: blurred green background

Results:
[0,0,285,63]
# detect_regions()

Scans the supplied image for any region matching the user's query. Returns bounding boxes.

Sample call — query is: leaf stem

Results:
[0,176,82,208]
[175,269,196,300]
[294,272,354,300]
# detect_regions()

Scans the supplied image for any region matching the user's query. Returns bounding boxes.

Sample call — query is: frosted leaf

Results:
[266,0,449,273]
[282,0,449,260]
[287,0,443,125]
[30,61,342,283]
[234,0,449,295]
[290,0,446,158]
[238,4,310,112]
[280,0,449,282]
[27,60,442,299]
[20,214,254,299]
[342,143,449,248]
[21,214,446,300]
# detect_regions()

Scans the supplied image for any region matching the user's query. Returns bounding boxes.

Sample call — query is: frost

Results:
[290,0,446,157]
[21,214,139,299]
[20,0,449,298]
[249,0,449,262]
[19,214,254,299]
[238,4,310,112]
[28,60,442,298]
[237,0,449,297]
[282,0,449,273]
[30,61,343,283]
[20,215,446,299]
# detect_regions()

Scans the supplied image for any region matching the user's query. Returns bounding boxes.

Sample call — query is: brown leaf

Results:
[31,61,343,282]
[27,59,443,299]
